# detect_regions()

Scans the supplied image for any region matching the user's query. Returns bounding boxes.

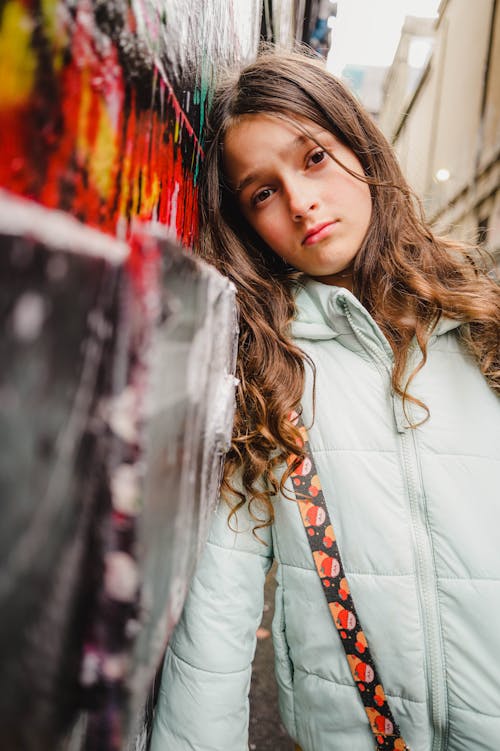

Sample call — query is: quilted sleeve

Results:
[150,498,274,751]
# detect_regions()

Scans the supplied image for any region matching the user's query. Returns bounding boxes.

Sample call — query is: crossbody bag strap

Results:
[289,412,410,751]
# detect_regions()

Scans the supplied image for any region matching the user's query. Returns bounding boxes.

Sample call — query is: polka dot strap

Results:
[289,412,411,751]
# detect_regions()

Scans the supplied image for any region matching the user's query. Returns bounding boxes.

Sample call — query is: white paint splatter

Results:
[168,181,180,229]
[102,386,138,443]
[80,649,100,687]
[11,292,46,341]
[102,653,128,681]
[111,463,142,516]
[105,551,139,603]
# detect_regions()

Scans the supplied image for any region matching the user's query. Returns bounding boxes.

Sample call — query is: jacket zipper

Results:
[342,302,448,750]
[400,426,447,751]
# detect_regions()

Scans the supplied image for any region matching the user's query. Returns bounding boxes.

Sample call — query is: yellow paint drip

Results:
[148,173,161,214]
[89,99,118,198]
[40,0,68,72]
[131,166,141,217]
[118,155,132,218]
[76,69,92,162]
[138,167,161,218]
[0,1,36,108]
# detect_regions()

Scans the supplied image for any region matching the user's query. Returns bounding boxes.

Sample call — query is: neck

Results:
[311,267,354,293]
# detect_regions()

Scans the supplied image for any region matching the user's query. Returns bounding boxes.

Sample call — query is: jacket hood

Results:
[291,277,462,355]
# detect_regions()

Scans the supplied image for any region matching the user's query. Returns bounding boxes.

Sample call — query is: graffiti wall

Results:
[0,1,262,750]
[0,0,261,243]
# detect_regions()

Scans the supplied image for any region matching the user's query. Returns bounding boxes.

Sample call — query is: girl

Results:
[151,49,500,751]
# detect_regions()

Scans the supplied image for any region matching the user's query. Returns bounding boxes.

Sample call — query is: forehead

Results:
[222,113,329,187]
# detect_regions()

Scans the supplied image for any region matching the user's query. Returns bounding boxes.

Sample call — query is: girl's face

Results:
[223,114,372,289]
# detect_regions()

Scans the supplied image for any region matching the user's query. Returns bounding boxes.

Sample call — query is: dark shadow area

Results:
[249,563,295,751]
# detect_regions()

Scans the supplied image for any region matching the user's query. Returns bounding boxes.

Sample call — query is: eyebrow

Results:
[234,130,322,193]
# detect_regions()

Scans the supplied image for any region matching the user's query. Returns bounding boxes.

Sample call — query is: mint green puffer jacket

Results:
[151,278,500,751]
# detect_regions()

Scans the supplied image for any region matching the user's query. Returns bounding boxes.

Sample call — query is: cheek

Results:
[354,182,372,229]
[249,211,283,249]
[335,166,372,222]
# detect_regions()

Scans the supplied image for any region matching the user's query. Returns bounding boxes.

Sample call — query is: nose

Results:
[284,178,318,221]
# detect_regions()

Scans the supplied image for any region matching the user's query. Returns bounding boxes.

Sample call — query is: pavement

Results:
[249,563,295,751]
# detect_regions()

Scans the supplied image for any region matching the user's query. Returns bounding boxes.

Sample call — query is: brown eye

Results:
[254,188,274,205]
[309,150,326,166]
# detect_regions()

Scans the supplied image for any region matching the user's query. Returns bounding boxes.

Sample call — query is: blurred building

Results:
[378,16,435,136]
[342,64,388,118]
[378,0,500,260]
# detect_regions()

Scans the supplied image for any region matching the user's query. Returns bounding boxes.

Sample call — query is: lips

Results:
[302,221,338,245]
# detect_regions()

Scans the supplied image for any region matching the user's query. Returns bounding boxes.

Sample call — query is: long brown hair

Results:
[197,48,500,531]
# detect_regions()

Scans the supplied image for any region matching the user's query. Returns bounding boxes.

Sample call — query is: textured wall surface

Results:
[0,1,261,749]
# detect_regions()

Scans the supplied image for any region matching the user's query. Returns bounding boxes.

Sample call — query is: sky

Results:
[327,0,441,75]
